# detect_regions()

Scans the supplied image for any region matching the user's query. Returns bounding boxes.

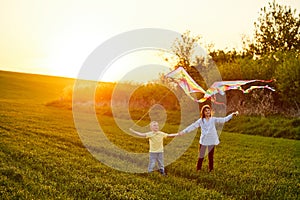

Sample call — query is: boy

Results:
[129,121,179,175]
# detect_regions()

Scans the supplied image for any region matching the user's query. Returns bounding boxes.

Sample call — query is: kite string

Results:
[130,89,173,129]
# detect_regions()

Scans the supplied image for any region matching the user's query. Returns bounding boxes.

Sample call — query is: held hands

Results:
[178,131,184,136]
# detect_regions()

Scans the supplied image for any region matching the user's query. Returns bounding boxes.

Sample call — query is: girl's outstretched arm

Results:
[215,111,239,123]
[129,128,147,138]
[179,119,201,135]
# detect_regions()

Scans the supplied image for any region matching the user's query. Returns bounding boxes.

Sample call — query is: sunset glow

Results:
[0,0,299,81]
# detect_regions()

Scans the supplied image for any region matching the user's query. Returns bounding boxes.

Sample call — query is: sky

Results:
[0,0,299,82]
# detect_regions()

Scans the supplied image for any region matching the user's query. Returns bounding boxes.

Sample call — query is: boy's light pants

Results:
[148,152,165,174]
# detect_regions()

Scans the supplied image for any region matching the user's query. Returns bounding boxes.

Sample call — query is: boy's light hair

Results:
[150,121,158,127]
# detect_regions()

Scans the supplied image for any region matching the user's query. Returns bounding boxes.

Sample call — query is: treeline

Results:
[53,81,188,112]
[49,52,300,118]
[48,49,300,117]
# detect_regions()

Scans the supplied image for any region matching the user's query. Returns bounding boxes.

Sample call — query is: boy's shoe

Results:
[159,169,166,176]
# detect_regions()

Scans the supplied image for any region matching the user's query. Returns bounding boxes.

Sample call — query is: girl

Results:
[179,105,238,172]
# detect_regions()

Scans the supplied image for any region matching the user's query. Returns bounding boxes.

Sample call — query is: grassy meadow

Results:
[0,71,299,199]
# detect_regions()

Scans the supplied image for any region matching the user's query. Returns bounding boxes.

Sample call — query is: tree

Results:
[170,30,202,68]
[208,49,241,64]
[250,0,300,55]
[274,51,300,114]
[166,30,210,88]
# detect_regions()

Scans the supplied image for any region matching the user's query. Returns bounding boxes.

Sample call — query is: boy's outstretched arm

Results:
[129,128,147,138]
[167,133,179,137]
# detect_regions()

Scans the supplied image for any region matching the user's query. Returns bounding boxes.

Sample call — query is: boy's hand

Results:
[233,111,239,116]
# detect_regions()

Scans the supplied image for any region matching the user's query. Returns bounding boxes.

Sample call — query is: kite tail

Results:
[243,85,275,94]
[195,96,226,105]
[258,79,273,83]
[209,95,226,105]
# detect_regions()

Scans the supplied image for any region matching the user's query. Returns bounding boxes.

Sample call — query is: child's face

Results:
[204,108,211,117]
[150,122,159,132]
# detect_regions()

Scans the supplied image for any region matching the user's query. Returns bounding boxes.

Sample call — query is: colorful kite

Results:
[165,66,275,103]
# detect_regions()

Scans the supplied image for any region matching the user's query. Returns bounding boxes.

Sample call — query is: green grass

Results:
[224,115,300,139]
[0,71,299,199]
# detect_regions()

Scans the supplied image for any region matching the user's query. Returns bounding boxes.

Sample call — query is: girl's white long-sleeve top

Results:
[182,114,234,145]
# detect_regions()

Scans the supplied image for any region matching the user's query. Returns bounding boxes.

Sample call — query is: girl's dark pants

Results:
[196,144,215,171]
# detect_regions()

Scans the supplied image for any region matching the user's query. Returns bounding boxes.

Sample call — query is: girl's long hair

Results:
[200,105,212,121]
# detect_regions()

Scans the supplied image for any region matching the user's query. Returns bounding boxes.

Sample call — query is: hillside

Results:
[0,71,299,199]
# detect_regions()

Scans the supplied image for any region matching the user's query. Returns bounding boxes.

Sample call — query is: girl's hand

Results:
[234,111,239,116]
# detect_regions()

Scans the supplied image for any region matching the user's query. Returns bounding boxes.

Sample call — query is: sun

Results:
[100,50,174,83]
[41,30,175,82]
[43,32,102,79]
